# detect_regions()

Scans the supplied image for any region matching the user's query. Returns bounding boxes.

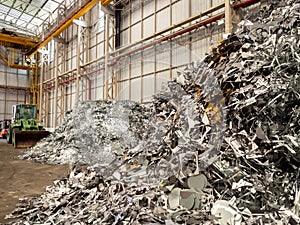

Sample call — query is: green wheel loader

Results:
[7,104,50,148]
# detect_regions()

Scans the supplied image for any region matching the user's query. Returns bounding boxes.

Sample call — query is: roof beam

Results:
[101,0,113,6]
[27,0,100,56]
[0,33,38,49]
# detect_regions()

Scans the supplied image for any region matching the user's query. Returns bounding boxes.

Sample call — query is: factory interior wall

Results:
[0,60,29,120]
[117,0,224,102]
[44,0,225,128]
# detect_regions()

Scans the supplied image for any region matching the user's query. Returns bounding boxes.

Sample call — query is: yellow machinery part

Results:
[13,130,50,149]
[101,0,113,6]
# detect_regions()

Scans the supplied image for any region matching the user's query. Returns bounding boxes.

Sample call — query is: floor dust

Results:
[0,139,69,223]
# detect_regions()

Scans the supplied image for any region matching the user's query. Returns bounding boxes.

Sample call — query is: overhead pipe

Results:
[44,77,76,91]
[43,0,259,90]
[81,67,104,77]
[43,67,104,91]
[233,0,260,9]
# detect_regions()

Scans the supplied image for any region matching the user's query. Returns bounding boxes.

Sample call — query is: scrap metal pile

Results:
[5,0,300,224]
[21,100,150,165]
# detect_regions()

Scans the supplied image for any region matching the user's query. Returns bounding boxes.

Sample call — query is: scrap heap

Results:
[5,0,300,224]
[21,100,150,165]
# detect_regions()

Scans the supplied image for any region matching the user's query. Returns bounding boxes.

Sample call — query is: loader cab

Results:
[12,104,37,123]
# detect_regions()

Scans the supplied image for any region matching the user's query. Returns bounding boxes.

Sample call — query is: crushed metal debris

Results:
[4,0,300,224]
[20,100,150,165]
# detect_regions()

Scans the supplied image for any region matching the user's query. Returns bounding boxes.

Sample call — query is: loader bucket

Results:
[13,131,50,149]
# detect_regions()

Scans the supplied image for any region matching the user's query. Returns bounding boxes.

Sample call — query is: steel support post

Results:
[53,39,65,128]
[29,63,39,106]
[154,0,157,94]
[104,13,116,99]
[38,49,49,123]
[45,91,50,127]
[225,0,233,33]
[76,26,81,102]
[54,41,59,128]
[76,18,88,102]
[104,14,110,100]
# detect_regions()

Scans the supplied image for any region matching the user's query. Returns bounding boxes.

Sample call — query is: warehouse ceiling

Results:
[0,0,138,57]
[0,0,113,57]
[0,0,66,37]
[0,0,139,37]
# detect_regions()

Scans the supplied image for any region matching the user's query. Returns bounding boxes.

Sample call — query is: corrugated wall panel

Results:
[118,80,130,100]
[130,61,142,78]
[98,42,104,57]
[143,1,153,18]
[156,71,170,92]
[7,73,18,86]
[119,65,130,80]
[121,14,130,30]
[90,33,96,47]
[156,8,170,30]
[90,47,96,60]
[95,72,104,99]
[157,0,170,10]
[143,16,154,38]
[191,0,210,16]
[172,0,189,24]
[143,55,155,75]
[142,76,154,102]
[131,6,141,24]
[172,44,190,67]
[191,38,210,61]
[212,0,223,5]
[98,31,105,43]
[121,29,129,46]
[5,101,15,116]
[0,101,5,117]
[156,50,171,71]
[6,93,18,101]
[130,78,141,102]
[131,23,141,43]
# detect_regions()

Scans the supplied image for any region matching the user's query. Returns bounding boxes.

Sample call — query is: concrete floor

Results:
[0,139,69,223]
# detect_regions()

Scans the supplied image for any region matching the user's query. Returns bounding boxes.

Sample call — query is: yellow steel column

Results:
[39,48,50,126]
[30,63,39,105]
[39,53,44,122]
[104,13,110,100]
[54,41,59,128]
[76,25,81,102]
[45,91,50,128]
[225,0,233,33]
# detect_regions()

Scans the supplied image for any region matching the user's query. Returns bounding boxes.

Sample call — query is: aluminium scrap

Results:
[20,100,150,165]
[5,0,300,224]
